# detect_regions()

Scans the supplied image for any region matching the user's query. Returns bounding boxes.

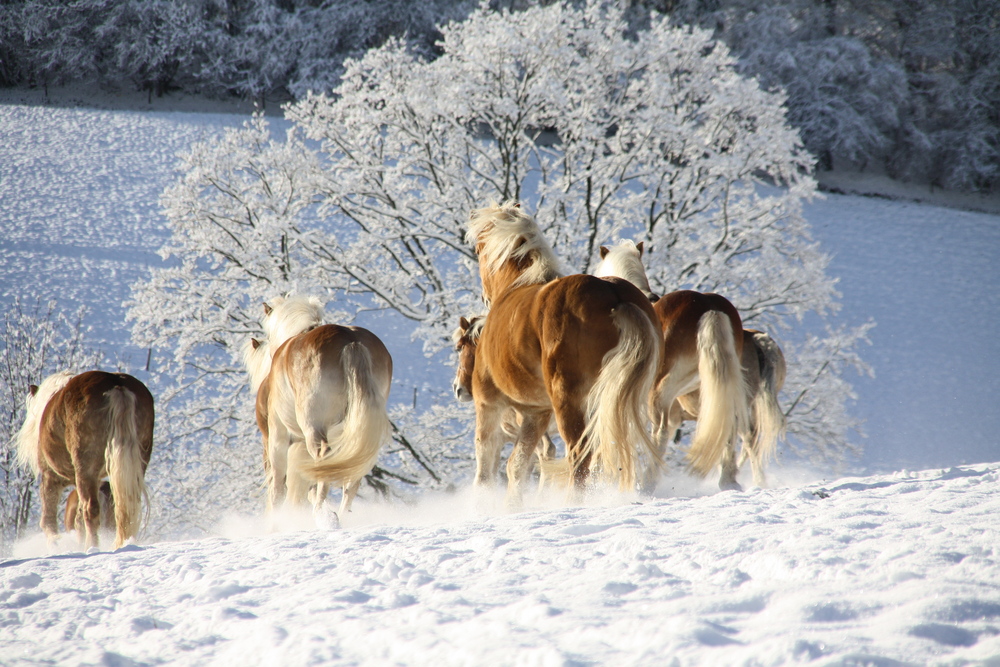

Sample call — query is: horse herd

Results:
[14,200,786,551]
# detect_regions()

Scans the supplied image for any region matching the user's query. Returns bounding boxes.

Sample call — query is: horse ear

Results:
[262,302,272,316]
[28,384,38,397]
[600,246,610,259]
[459,316,470,330]
[636,241,644,256]
[251,338,261,350]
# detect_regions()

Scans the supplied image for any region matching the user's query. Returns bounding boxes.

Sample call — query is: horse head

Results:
[451,315,485,402]
[593,239,660,303]
[242,337,272,392]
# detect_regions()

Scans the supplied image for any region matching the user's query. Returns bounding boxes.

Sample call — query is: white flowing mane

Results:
[466,201,563,289]
[242,338,272,393]
[262,295,325,352]
[15,370,74,476]
[245,294,326,390]
[593,240,655,298]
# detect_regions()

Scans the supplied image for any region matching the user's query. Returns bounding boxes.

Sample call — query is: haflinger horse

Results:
[594,240,785,489]
[465,202,662,505]
[15,370,154,550]
[242,295,393,518]
[452,315,557,478]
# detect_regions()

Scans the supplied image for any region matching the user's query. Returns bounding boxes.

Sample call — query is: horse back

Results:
[654,290,744,366]
[271,324,393,395]
[477,274,657,402]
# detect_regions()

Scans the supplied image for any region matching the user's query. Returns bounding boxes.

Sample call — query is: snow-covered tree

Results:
[131,0,872,530]
[0,299,102,555]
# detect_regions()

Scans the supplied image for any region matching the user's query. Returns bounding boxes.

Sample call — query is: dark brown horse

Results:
[465,202,662,504]
[593,242,752,489]
[16,371,154,549]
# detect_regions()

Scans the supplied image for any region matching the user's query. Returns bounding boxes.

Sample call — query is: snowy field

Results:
[3,464,1000,664]
[2,98,1000,664]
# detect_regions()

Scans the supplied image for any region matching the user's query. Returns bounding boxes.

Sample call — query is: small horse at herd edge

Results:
[14,200,786,549]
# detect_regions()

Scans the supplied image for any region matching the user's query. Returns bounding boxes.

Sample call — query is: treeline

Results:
[1,0,997,191]
[0,0,471,102]
[661,0,1000,193]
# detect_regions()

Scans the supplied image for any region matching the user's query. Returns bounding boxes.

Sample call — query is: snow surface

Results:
[3,98,1000,664]
[3,464,1000,664]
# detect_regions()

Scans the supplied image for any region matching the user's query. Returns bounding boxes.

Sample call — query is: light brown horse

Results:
[243,296,393,517]
[16,370,154,549]
[593,241,753,489]
[465,202,662,504]
[669,329,787,486]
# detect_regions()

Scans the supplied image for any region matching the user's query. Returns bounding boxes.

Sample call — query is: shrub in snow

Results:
[0,299,102,555]
[130,0,872,533]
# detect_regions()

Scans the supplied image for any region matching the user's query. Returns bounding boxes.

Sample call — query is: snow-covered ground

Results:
[3,97,1000,664]
[3,464,1000,664]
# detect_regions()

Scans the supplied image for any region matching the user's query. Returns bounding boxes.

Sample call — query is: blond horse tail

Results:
[105,387,146,549]
[686,311,750,477]
[745,333,787,475]
[299,342,390,486]
[583,302,661,490]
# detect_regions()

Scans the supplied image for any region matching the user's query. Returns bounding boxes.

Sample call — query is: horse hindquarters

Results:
[742,332,787,485]
[104,386,148,549]
[686,311,750,485]
[298,341,391,514]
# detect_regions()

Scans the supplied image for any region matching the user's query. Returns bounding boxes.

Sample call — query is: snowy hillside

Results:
[3,464,1000,664]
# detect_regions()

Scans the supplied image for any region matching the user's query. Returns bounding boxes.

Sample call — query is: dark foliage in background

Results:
[0,0,996,186]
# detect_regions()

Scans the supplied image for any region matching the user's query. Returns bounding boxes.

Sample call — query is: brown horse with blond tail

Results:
[465,202,662,505]
[16,370,154,550]
[594,240,763,490]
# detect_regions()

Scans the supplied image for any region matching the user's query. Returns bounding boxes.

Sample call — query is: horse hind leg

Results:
[266,420,292,511]
[302,424,332,510]
[551,397,590,492]
[339,478,362,516]
[717,435,743,491]
[40,471,66,547]
[73,476,103,549]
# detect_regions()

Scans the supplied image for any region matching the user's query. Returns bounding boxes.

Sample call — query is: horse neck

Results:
[263,304,323,351]
[15,371,73,476]
[481,257,558,304]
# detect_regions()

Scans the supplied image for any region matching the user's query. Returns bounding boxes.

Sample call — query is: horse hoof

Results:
[314,503,341,530]
[719,480,743,492]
